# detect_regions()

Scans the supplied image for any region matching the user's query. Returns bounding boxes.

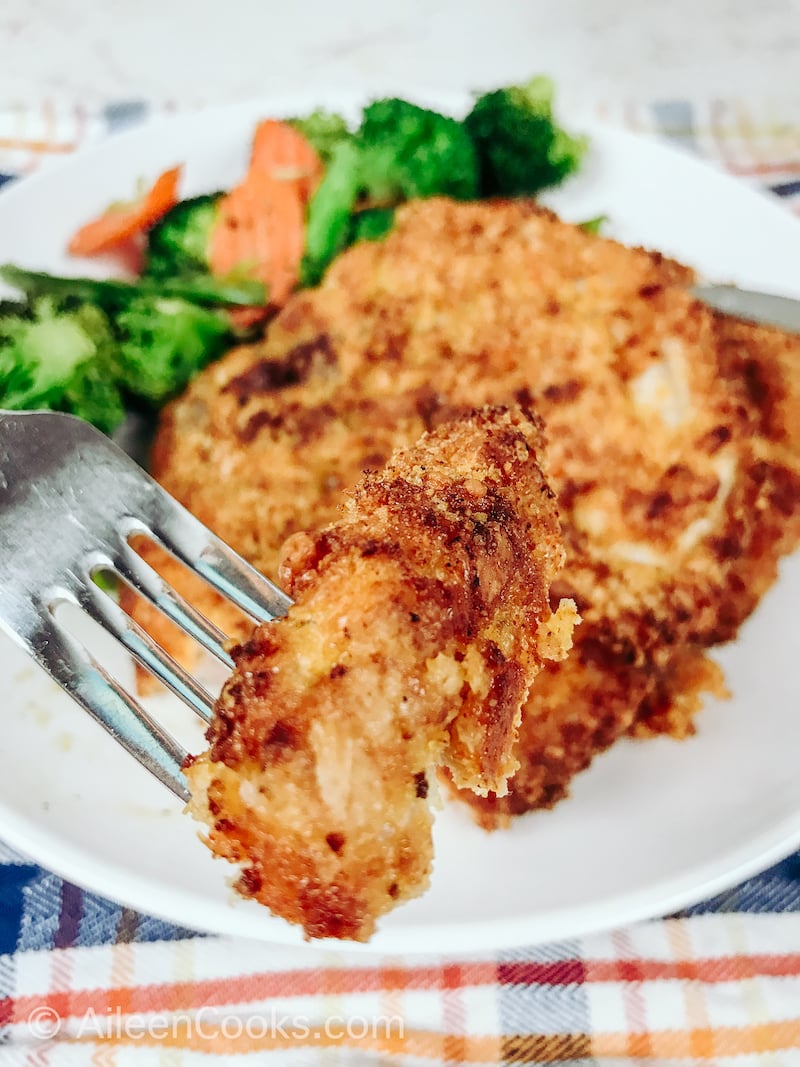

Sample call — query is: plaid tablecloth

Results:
[1,98,799,1064]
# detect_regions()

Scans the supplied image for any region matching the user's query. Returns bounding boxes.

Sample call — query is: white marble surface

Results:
[0,0,798,105]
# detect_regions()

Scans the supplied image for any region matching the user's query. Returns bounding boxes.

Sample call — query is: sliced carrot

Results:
[249,119,322,202]
[210,173,306,307]
[207,122,318,308]
[68,165,182,257]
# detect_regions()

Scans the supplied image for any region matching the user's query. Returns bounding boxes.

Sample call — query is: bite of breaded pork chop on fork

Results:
[185,406,577,941]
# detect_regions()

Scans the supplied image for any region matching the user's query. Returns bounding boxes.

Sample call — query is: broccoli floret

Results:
[357,98,479,203]
[300,99,478,285]
[289,110,353,166]
[0,298,27,318]
[0,298,125,433]
[116,296,232,404]
[0,270,241,426]
[144,193,222,279]
[464,75,587,196]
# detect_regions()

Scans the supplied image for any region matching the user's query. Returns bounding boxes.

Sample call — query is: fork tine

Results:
[76,578,215,723]
[110,541,235,668]
[151,511,293,623]
[0,410,290,802]
[196,537,293,622]
[28,614,190,802]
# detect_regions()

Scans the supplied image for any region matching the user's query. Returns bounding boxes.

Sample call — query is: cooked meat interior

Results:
[133,198,800,828]
[185,406,577,941]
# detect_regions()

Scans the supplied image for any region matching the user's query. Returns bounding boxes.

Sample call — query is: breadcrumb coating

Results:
[185,407,576,940]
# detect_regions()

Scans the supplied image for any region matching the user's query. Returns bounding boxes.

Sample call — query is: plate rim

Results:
[4,781,800,954]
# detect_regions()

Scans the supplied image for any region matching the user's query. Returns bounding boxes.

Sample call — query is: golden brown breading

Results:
[472,304,800,824]
[185,407,576,941]
[450,646,729,827]
[134,199,800,822]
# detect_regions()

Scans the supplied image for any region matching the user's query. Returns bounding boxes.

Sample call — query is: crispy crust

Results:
[132,198,800,823]
[450,646,729,828]
[185,407,576,940]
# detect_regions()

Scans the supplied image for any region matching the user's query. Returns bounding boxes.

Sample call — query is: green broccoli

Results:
[144,193,222,279]
[0,268,244,429]
[289,110,353,166]
[301,98,479,285]
[116,296,232,404]
[0,298,27,318]
[357,98,479,203]
[464,75,587,196]
[0,298,126,433]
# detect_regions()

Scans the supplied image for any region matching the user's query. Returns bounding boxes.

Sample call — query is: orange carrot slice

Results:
[208,121,318,307]
[68,165,182,257]
[210,173,305,307]
[249,119,323,202]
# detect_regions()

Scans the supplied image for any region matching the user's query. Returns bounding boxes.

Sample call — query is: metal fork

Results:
[0,410,292,802]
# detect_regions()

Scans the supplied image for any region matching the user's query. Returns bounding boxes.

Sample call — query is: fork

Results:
[0,410,292,802]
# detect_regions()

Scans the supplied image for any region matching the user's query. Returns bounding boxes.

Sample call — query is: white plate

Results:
[1,92,799,955]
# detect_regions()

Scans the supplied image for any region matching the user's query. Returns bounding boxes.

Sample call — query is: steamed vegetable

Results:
[0,268,252,431]
[0,76,589,434]
[357,98,478,203]
[144,193,222,279]
[144,124,324,303]
[209,120,321,305]
[351,206,395,243]
[579,214,608,235]
[115,296,232,403]
[288,110,357,282]
[68,166,182,256]
[248,119,322,198]
[211,175,306,307]
[300,141,364,286]
[465,75,587,196]
[301,98,479,284]
[0,298,125,433]
[289,110,353,165]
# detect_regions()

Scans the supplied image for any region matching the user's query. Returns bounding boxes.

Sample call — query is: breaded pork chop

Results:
[185,407,576,941]
[135,198,800,820]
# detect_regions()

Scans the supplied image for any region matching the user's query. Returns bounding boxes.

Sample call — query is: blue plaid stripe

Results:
[500,940,587,963]
[16,871,66,952]
[499,985,592,1035]
[102,100,151,133]
[773,179,800,198]
[0,847,190,950]
[679,854,800,916]
[2,846,800,953]
[0,862,39,956]
[650,100,699,153]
